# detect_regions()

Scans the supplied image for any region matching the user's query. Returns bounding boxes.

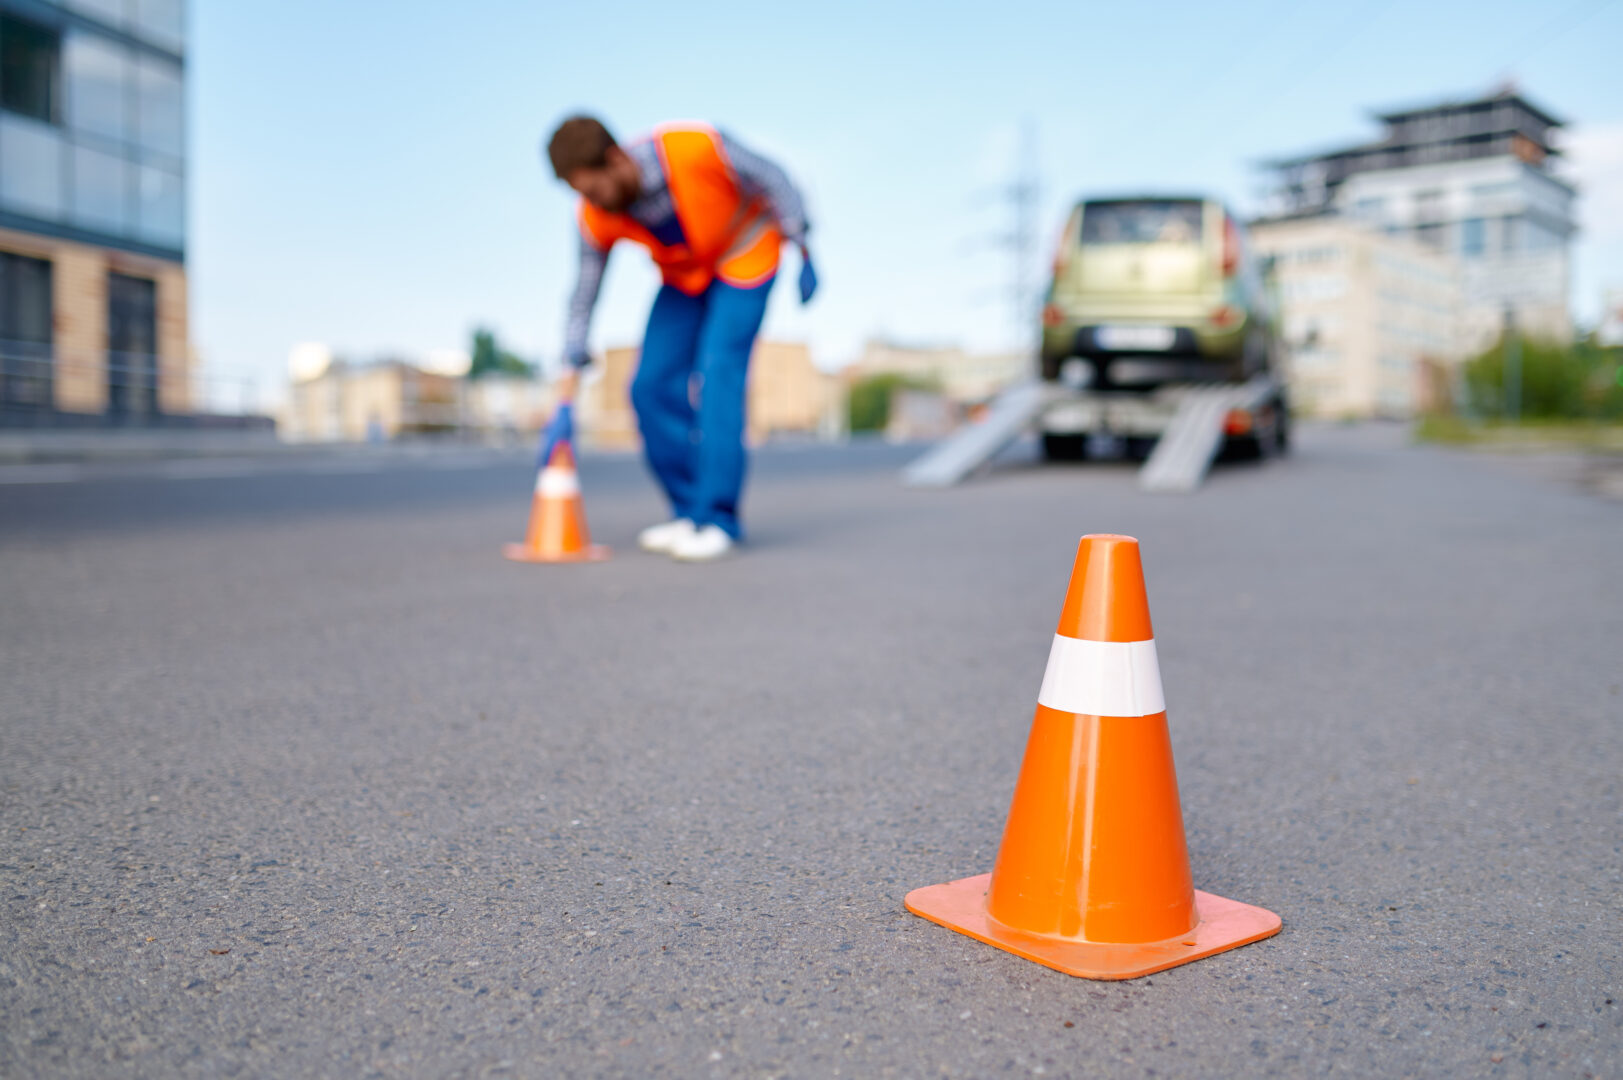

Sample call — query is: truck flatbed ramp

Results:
[901,374,1279,493]
[900,380,1057,488]
[1137,377,1275,494]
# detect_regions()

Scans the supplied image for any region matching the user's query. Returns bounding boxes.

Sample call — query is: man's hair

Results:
[547,115,617,178]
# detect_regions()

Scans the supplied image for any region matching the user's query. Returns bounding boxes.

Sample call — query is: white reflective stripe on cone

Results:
[1036,636,1165,718]
[536,467,580,497]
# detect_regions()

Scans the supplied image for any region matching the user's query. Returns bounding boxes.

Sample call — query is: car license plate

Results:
[1096,326,1175,351]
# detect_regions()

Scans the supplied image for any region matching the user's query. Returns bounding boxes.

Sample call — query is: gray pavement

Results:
[1,425,1618,1078]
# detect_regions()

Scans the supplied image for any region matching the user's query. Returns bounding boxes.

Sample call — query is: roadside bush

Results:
[847,374,936,433]
[1463,335,1623,420]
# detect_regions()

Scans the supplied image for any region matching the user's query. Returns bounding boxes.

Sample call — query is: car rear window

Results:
[1081,200,1204,245]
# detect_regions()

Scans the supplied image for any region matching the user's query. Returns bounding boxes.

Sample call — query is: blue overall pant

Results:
[629,276,774,539]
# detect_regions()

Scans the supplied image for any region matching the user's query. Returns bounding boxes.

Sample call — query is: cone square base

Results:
[502,542,611,564]
[905,873,1280,980]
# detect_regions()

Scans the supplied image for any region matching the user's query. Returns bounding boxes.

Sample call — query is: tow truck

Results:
[903,196,1287,493]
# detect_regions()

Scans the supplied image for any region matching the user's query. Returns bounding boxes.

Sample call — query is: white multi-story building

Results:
[1264,87,1576,348]
[1251,217,1464,419]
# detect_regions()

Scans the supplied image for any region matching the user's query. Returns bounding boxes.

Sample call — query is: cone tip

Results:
[1056,534,1154,642]
[1081,533,1138,548]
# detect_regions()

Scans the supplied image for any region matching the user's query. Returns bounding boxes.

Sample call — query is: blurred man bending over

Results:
[545,115,817,562]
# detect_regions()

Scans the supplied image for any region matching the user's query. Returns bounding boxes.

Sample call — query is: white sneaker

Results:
[638,518,695,554]
[670,523,734,562]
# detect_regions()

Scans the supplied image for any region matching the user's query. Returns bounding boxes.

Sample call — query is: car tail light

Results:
[1042,303,1065,328]
[1223,409,1253,436]
[1210,305,1240,327]
[1222,215,1240,277]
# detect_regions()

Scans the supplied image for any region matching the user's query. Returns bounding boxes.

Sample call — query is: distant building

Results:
[574,347,640,450]
[577,340,845,450]
[1263,86,1576,347]
[1600,290,1623,348]
[885,387,957,442]
[462,374,558,443]
[747,340,846,442]
[0,1,191,425]
[283,359,462,442]
[1251,217,1464,419]
[845,340,1030,404]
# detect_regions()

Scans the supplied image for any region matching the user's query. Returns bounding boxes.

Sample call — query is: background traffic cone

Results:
[502,442,609,563]
[905,534,1279,979]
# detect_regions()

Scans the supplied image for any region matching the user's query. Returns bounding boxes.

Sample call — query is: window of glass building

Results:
[136,0,184,53]
[0,113,66,218]
[135,163,181,245]
[65,0,128,29]
[1460,218,1485,257]
[72,142,130,232]
[135,54,182,159]
[1525,219,1552,252]
[63,1,184,52]
[0,251,54,409]
[0,251,53,344]
[1,14,61,124]
[1470,181,1516,203]
[1353,196,1385,221]
[64,32,132,143]
[107,270,158,416]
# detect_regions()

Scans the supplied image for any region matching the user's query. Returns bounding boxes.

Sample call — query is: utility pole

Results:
[1010,120,1039,351]
[1502,304,1521,423]
[982,119,1041,353]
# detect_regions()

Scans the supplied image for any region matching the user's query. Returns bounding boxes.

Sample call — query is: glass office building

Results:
[0,0,188,423]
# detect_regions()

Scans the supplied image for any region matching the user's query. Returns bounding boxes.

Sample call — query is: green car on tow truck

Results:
[1038,196,1287,460]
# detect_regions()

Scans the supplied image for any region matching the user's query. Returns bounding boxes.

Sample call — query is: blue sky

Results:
[191,0,1623,404]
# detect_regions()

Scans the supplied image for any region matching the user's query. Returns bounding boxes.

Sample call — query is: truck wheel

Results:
[1042,433,1089,462]
[1125,436,1157,461]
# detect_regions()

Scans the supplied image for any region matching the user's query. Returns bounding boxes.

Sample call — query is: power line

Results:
[1500,0,1617,69]
[1243,0,1403,127]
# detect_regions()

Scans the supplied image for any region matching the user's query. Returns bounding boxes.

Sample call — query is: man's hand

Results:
[555,366,581,403]
[537,401,574,469]
[797,245,818,305]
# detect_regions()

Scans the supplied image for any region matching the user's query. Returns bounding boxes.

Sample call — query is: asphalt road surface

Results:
[2,426,1618,1078]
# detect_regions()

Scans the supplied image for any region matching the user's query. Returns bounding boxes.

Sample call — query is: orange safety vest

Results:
[577,124,782,295]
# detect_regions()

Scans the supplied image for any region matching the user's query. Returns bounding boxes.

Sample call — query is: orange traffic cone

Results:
[502,442,609,563]
[905,534,1279,979]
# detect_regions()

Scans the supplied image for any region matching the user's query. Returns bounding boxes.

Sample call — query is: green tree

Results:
[1463,333,1623,421]
[847,373,938,432]
[468,326,536,379]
